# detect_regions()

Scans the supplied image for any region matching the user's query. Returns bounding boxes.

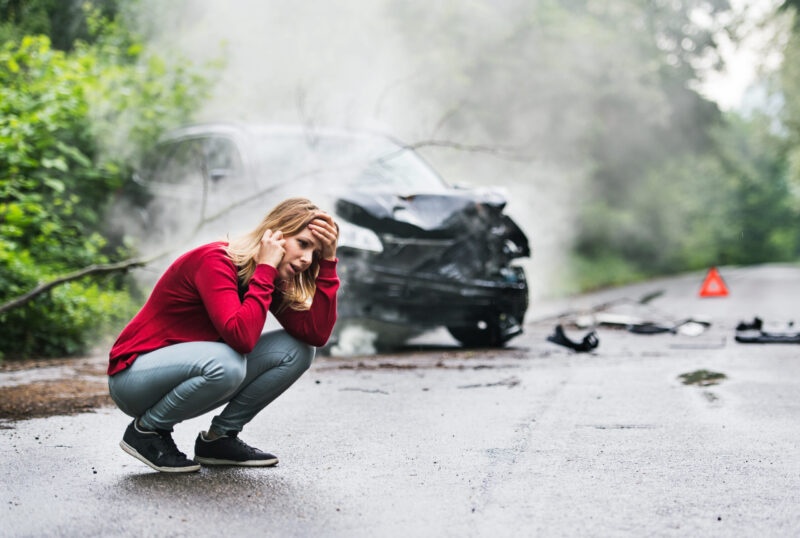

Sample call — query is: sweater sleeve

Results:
[194,253,278,354]
[274,258,340,347]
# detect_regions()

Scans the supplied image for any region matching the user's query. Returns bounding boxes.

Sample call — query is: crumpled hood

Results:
[335,189,531,264]
[336,189,508,235]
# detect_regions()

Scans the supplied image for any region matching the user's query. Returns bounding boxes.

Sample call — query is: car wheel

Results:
[447,312,524,348]
[447,321,505,348]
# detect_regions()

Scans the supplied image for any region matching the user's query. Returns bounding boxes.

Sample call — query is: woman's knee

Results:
[287,342,315,373]
[270,333,315,374]
[203,347,247,391]
[108,375,136,417]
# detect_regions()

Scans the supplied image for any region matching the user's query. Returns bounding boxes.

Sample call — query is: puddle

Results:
[678,369,727,386]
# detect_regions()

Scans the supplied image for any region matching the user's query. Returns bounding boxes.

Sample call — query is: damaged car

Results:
[126,123,531,350]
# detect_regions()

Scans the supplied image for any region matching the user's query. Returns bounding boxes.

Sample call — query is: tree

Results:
[0,2,212,359]
[0,0,120,51]
[384,0,737,288]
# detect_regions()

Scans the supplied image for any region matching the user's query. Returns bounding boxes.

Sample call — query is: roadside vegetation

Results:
[2,0,800,360]
[0,0,211,359]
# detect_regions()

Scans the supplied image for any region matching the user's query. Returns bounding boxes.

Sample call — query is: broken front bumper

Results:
[337,263,529,330]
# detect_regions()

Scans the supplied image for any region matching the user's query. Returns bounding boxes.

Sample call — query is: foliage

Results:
[779,2,800,206]
[710,114,796,264]
[0,246,136,358]
[386,0,777,291]
[0,0,119,51]
[565,252,646,295]
[573,109,798,288]
[0,1,211,359]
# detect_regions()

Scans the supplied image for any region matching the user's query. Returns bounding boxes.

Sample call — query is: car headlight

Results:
[337,220,383,253]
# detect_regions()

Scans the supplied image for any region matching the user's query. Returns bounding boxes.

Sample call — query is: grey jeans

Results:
[108,329,315,433]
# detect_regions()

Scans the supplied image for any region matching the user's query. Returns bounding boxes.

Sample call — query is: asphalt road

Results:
[2,264,799,537]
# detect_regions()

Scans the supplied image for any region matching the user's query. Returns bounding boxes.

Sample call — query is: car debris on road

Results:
[546,324,599,352]
[735,316,800,343]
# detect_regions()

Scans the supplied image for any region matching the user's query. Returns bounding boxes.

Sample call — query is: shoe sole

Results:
[120,441,201,473]
[194,456,279,467]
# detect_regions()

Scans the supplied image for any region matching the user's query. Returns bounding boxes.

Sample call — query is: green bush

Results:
[573,110,800,287]
[567,252,646,295]
[0,5,211,360]
[0,243,138,359]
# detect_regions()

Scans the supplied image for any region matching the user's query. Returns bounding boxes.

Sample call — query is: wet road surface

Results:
[2,264,800,536]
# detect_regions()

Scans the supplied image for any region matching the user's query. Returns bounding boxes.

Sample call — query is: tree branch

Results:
[403,139,530,162]
[0,254,165,315]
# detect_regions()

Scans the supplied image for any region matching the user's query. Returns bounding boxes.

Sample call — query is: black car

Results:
[128,123,531,350]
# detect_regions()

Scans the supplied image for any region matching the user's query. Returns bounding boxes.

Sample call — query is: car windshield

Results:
[252,132,449,194]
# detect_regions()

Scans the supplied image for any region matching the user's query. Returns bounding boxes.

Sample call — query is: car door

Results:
[137,137,206,242]
[201,135,253,221]
[138,134,254,243]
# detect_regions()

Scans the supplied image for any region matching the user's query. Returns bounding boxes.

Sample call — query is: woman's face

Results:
[277,226,321,281]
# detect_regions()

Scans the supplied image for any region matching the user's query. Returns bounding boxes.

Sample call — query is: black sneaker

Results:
[120,420,201,473]
[194,431,279,467]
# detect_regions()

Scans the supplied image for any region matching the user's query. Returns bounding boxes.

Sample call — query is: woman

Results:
[108,197,339,473]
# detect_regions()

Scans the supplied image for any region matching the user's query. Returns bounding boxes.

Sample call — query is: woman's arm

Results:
[275,259,339,347]
[195,249,278,354]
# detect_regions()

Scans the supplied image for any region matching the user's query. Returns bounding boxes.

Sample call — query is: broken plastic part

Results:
[735,317,800,343]
[735,317,763,332]
[546,325,599,353]
[735,331,800,343]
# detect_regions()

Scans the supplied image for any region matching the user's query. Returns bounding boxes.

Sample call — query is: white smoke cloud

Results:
[140,0,412,130]
[134,0,677,304]
[330,324,378,357]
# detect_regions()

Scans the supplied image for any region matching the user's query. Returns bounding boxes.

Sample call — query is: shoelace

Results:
[229,434,260,456]
[155,430,188,458]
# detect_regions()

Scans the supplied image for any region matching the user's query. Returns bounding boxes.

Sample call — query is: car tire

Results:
[447,310,525,348]
[447,322,505,348]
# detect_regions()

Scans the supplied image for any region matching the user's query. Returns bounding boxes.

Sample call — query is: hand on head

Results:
[256,229,286,268]
[307,212,339,261]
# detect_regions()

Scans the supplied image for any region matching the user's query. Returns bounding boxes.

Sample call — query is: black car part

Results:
[546,325,599,353]
[735,317,800,343]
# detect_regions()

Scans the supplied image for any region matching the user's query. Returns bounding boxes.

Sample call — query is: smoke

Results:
[133,0,720,304]
[330,325,378,357]
[133,0,576,303]
[138,1,411,129]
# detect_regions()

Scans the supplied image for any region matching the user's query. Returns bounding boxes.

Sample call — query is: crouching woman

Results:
[107,197,339,473]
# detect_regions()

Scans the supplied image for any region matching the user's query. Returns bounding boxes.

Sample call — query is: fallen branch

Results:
[403,139,529,162]
[0,255,162,315]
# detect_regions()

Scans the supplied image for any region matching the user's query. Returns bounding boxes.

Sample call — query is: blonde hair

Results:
[226,197,322,312]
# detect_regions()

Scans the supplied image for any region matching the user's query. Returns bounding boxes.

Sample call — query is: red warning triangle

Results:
[699,267,728,297]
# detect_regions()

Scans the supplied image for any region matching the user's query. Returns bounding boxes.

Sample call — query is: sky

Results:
[697,0,787,110]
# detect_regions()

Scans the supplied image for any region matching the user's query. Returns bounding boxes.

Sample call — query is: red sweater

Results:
[108,241,339,375]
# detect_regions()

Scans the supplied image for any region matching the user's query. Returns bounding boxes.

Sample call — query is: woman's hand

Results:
[308,213,339,261]
[256,229,286,268]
